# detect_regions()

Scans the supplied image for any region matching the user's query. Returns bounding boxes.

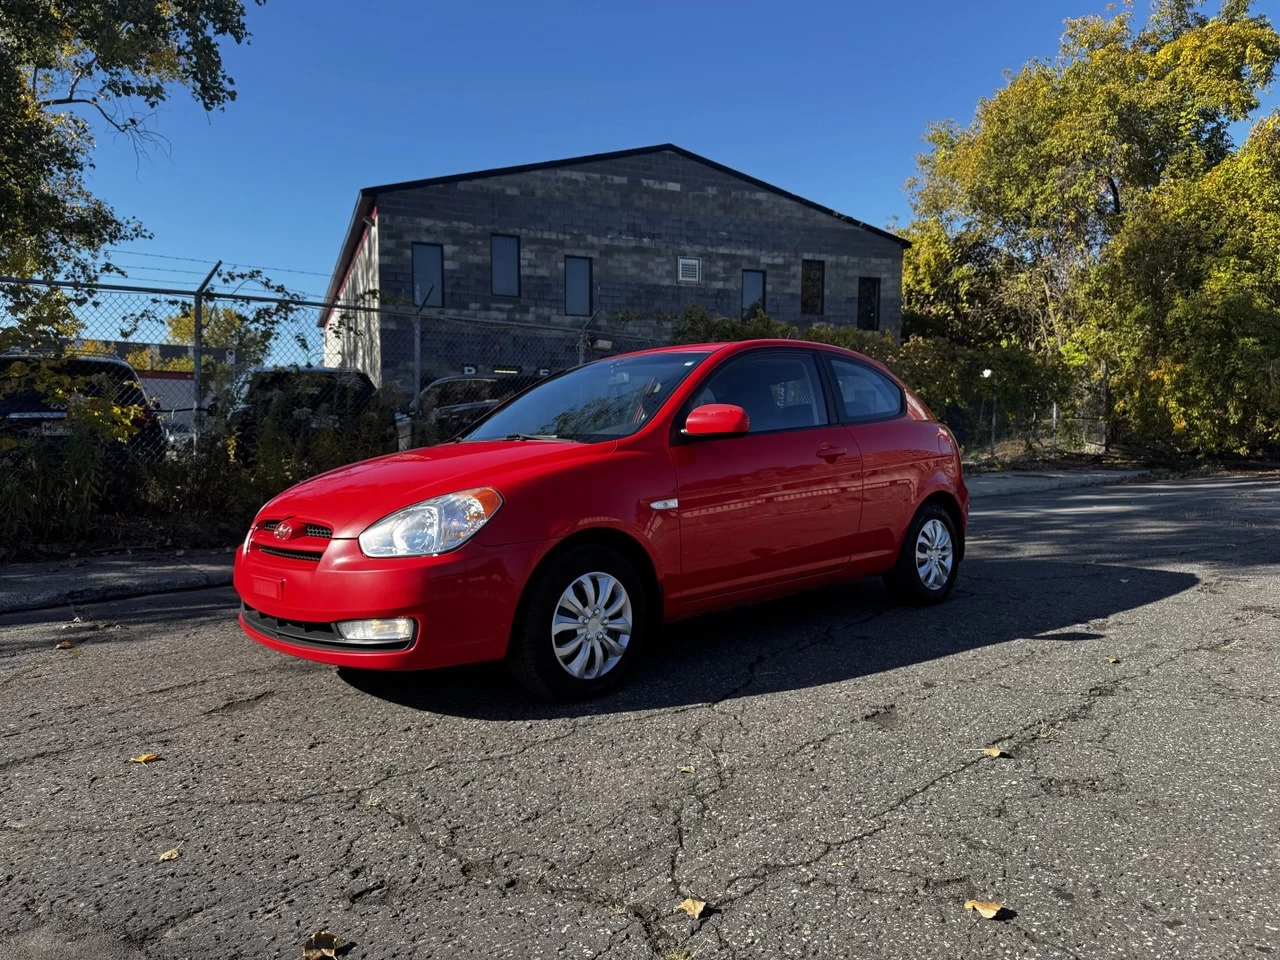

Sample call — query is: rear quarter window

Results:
[828,357,905,422]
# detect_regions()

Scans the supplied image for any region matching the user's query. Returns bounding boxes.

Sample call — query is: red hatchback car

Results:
[235,340,968,699]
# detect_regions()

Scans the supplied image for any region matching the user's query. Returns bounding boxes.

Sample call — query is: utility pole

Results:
[192,260,221,442]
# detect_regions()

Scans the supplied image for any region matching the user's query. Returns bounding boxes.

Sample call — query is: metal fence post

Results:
[413,316,422,404]
[192,261,221,440]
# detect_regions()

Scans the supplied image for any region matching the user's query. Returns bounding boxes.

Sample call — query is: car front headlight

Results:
[358,488,503,558]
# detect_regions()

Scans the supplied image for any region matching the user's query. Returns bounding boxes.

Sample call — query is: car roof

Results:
[1,352,136,368]
[247,365,358,375]
[602,338,882,367]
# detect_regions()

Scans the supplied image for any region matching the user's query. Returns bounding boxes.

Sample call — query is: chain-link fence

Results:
[1,274,1105,551]
[0,275,669,550]
[941,392,1108,463]
[0,276,667,462]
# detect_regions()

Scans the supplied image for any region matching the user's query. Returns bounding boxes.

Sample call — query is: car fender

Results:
[474,445,679,588]
[913,469,969,547]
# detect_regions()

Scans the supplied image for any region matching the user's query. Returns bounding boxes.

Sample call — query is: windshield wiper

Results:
[503,433,560,441]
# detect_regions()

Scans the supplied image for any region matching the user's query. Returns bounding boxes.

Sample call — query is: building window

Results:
[491,235,520,297]
[565,256,592,316]
[742,270,766,319]
[677,257,701,283]
[857,277,881,330]
[801,260,824,316]
[412,243,443,309]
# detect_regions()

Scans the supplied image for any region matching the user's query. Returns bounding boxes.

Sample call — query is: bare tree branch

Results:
[66,57,97,103]
[39,96,137,135]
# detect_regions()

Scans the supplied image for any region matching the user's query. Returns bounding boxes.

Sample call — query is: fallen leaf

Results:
[964,899,1003,919]
[55,640,74,650]
[128,753,161,764]
[159,848,181,862]
[675,897,706,919]
[973,747,1010,758]
[1106,657,1121,664]
[303,930,340,960]
[678,765,696,775]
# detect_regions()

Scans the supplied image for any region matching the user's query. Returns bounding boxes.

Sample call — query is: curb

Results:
[0,560,234,616]
[966,469,1157,501]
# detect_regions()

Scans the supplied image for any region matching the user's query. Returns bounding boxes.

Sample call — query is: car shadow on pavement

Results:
[341,558,1198,720]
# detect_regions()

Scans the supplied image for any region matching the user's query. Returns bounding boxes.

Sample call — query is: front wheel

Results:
[506,545,651,700]
[884,504,960,605]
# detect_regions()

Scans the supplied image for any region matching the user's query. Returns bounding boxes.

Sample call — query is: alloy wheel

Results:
[551,571,633,680]
[915,518,954,591]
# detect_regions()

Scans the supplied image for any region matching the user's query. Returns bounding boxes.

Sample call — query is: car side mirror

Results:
[683,403,750,438]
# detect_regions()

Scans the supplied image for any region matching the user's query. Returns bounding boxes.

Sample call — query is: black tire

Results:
[884,503,961,606]
[506,544,651,701]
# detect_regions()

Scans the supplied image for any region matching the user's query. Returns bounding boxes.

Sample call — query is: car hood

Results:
[257,440,603,538]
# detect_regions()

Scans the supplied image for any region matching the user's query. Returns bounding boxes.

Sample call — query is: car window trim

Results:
[671,347,838,445]
[817,351,907,425]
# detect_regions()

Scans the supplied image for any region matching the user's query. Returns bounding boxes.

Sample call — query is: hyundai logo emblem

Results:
[274,521,294,541]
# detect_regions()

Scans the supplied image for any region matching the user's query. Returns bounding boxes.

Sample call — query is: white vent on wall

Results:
[677,257,702,283]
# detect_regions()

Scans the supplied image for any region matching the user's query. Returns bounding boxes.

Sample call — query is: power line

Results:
[224,262,333,279]
[105,250,219,266]
[113,263,213,277]
[105,249,334,279]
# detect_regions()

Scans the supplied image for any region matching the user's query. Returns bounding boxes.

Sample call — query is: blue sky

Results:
[93,0,1279,300]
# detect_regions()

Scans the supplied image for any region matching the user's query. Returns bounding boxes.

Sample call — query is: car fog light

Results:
[334,618,415,643]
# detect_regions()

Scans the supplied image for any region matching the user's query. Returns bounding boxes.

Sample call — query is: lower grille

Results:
[257,545,324,562]
[240,604,414,651]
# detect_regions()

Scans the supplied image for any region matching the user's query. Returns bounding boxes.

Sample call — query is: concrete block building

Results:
[320,144,908,394]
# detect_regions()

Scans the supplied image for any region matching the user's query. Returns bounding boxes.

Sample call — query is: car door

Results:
[669,349,864,604]
[822,354,941,567]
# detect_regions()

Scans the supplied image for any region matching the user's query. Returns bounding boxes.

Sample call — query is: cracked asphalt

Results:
[2,476,1278,960]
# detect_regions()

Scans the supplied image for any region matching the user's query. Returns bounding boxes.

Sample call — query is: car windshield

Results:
[464,351,711,443]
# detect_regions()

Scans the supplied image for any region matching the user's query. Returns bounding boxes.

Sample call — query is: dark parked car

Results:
[0,353,169,462]
[227,366,395,464]
[403,374,544,448]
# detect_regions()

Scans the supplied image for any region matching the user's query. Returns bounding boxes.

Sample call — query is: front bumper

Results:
[233,534,544,670]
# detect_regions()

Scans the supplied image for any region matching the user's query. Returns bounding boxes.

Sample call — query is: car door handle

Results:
[816,445,847,461]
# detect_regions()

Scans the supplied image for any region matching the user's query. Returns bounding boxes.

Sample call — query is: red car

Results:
[235,340,967,699]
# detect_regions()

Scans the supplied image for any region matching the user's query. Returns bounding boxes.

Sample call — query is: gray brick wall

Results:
[363,148,905,390]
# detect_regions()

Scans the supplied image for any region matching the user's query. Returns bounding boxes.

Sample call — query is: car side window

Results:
[691,352,828,434]
[828,358,904,422]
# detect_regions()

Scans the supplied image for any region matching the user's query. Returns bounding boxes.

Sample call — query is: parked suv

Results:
[401,374,544,449]
[0,353,169,462]
[226,366,396,465]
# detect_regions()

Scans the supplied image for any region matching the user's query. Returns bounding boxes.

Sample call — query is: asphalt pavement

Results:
[0,476,1276,959]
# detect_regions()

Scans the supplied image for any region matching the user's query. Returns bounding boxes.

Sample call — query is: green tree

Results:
[0,0,264,347]
[903,0,1280,454]
[1089,113,1280,453]
[906,0,1279,350]
[165,304,272,367]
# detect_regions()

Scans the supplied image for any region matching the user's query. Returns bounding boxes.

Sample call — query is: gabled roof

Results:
[321,143,909,319]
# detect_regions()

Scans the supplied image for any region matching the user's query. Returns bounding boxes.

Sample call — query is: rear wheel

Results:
[506,545,650,700]
[884,503,960,605]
